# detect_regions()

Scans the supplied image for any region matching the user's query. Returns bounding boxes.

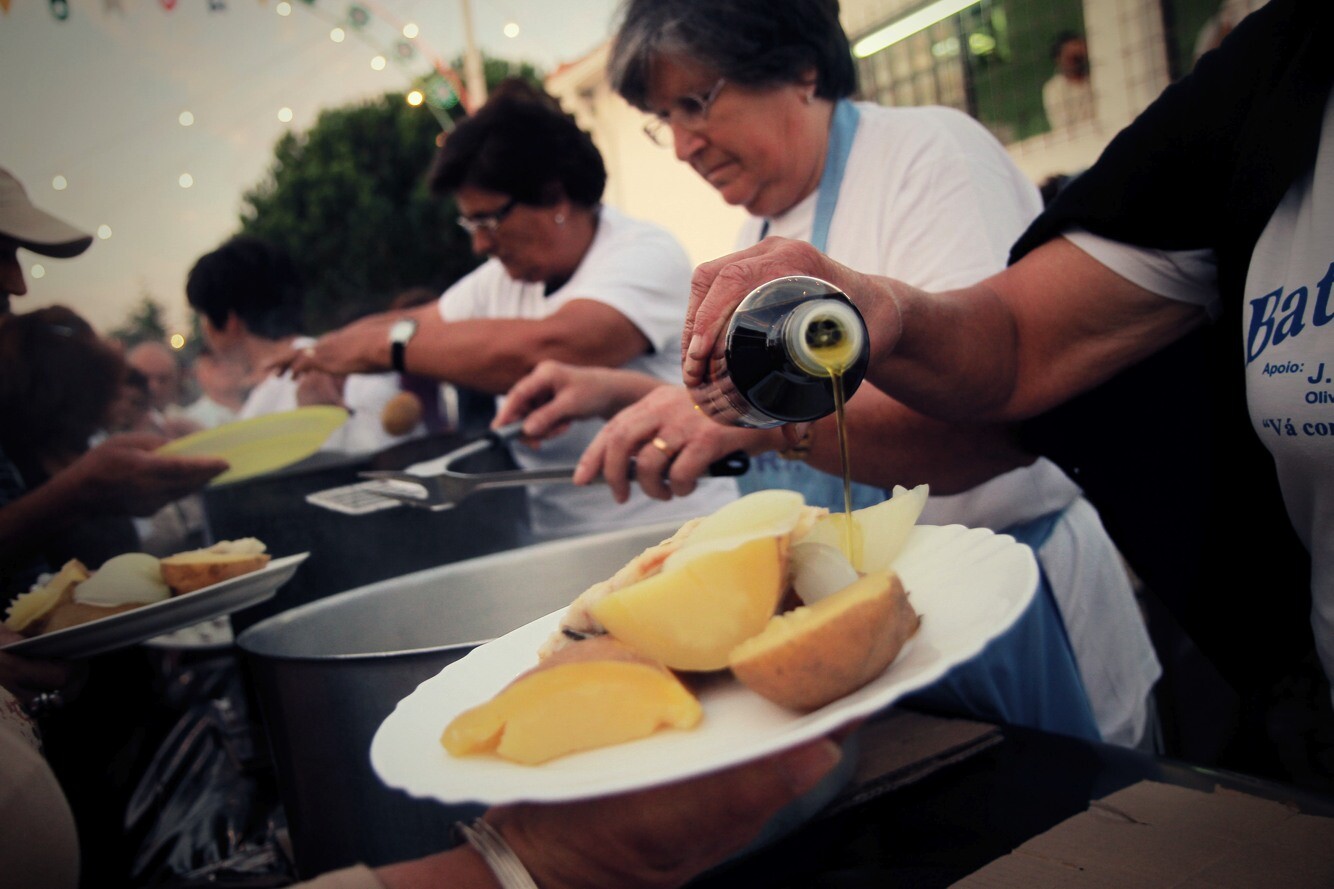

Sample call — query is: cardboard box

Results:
[954,780,1334,887]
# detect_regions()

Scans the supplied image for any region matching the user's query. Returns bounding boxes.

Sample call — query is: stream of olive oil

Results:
[808,334,860,564]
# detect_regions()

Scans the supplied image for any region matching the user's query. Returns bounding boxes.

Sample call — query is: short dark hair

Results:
[186,235,305,340]
[0,305,123,463]
[427,79,606,207]
[608,0,856,110]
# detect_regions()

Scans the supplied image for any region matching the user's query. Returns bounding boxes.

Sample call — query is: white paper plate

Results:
[2,553,308,658]
[157,407,347,486]
[371,524,1036,805]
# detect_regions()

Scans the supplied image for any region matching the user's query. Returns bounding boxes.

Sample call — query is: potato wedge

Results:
[729,571,919,711]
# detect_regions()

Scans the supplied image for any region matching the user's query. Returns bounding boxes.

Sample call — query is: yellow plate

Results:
[157,406,348,486]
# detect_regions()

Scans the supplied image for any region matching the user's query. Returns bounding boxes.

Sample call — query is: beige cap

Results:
[0,167,93,258]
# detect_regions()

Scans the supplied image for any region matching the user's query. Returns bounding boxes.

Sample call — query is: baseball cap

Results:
[0,167,93,258]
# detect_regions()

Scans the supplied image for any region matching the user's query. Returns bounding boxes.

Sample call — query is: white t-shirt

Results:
[1068,89,1334,703]
[181,395,239,430]
[240,336,420,455]
[742,103,1159,747]
[440,205,738,537]
[1043,74,1096,130]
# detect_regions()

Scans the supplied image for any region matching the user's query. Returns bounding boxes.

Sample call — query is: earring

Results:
[804,89,815,104]
[555,213,566,225]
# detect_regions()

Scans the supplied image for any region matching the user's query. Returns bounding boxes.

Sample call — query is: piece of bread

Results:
[3,561,90,636]
[728,571,919,712]
[159,539,271,594]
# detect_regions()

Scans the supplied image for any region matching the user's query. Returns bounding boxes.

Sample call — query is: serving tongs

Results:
[358,421,749,512]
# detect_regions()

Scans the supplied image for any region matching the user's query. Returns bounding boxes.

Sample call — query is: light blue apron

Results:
[741,99,887,513]
[749,101,1101,741]
[904,511,1102,741]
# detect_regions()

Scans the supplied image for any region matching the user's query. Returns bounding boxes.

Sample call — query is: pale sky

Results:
[0,0,621,336]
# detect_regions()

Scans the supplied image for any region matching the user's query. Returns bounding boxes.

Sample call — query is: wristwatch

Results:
[389,318,418,374]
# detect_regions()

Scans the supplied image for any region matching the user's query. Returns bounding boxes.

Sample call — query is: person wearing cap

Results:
[0,166,227,710]
[0,167,93,317]
[0,166,226,570]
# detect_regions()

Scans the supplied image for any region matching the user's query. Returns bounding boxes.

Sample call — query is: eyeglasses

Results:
[457,197,519,236]
[643,78,727,147]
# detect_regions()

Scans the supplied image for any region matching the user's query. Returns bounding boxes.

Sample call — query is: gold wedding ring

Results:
[650,436,672,455]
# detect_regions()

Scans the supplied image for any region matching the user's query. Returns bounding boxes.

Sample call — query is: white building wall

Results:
[547,0,1175,266]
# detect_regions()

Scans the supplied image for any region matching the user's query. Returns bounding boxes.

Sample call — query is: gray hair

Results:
[608,0,856,110]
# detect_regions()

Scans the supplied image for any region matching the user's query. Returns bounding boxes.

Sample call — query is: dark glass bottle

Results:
[690,276,869,428]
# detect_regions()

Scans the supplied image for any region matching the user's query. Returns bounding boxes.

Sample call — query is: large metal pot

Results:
[237,521,681,878]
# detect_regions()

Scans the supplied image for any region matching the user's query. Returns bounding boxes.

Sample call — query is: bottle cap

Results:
[784,299,866,378]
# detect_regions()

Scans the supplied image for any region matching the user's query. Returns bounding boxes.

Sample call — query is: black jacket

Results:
[1011,0,1334,693]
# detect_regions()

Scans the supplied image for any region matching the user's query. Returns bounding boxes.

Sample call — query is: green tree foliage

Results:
[237,57,546,334]
[107,292,170,348]
[238,94,469,332]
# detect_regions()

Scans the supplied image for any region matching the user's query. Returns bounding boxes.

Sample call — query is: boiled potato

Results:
[75,553,169,606]
[729,571,919,712]
[591,536,785,671]
[801,484,928,573]
[160,540,270,593]
[442,636,701,765]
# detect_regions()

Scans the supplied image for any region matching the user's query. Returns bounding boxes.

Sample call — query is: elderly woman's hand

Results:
[682,238,901,388]
[495,361,666,443]
[574,385,780,502]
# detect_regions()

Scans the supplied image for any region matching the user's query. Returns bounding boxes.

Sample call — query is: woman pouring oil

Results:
[494,0,1159,751]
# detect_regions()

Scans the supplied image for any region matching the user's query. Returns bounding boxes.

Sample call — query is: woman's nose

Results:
[470,229,497,255]
[672,123,708,162]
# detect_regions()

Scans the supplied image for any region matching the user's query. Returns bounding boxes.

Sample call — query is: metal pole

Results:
[460,0,487,111]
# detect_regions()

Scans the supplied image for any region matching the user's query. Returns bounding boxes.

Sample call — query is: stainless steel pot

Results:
[237,521,681,878]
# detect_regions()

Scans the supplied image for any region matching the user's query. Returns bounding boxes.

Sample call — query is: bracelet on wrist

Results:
[456,819,540,889]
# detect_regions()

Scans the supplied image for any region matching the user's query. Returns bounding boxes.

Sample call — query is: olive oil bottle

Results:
[690,276,869,428]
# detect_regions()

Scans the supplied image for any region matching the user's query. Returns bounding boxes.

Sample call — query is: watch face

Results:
[391,319,417,343]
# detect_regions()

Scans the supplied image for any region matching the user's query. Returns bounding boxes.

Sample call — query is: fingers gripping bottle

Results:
[690,276,869,427]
